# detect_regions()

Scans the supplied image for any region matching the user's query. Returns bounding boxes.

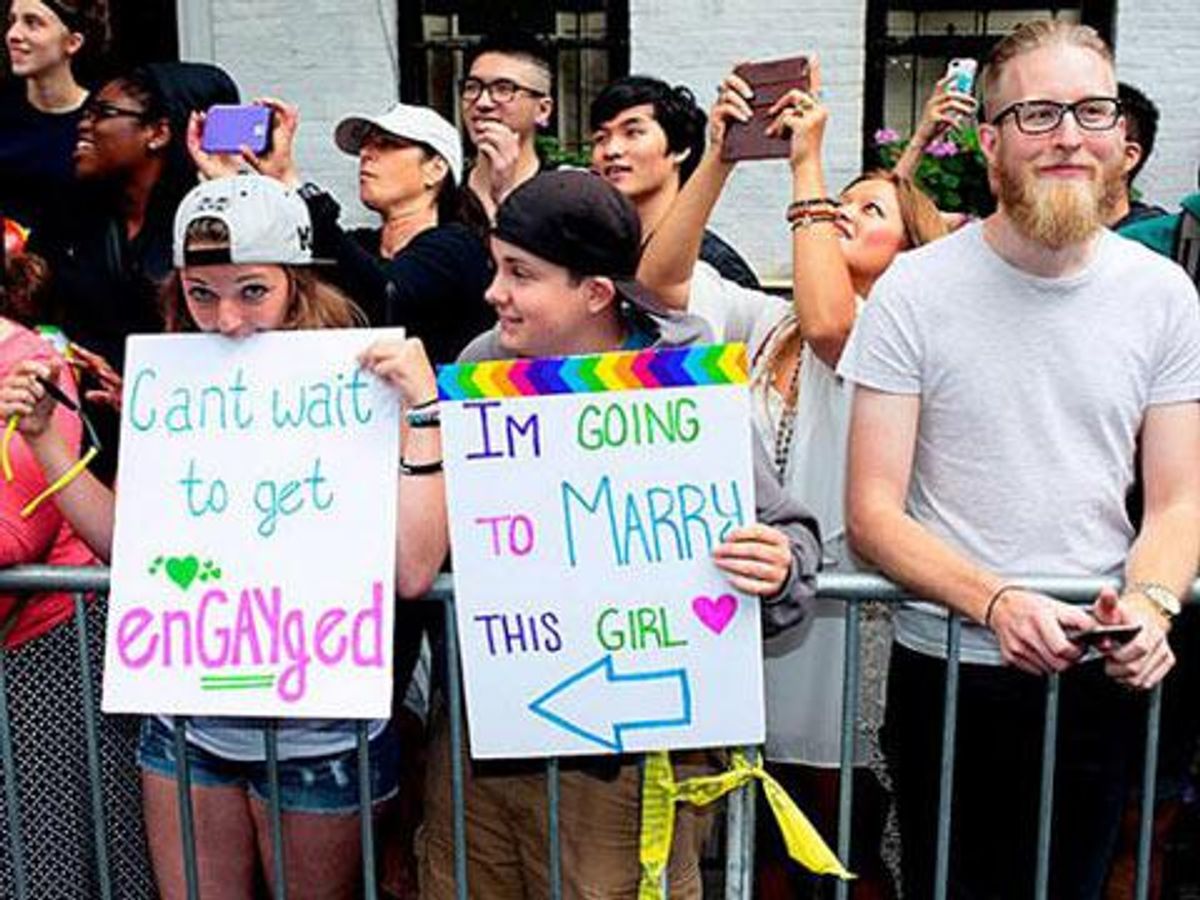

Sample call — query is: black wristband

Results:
[400,458,443,476]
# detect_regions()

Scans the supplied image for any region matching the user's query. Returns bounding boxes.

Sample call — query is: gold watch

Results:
[1131,582,1182,621]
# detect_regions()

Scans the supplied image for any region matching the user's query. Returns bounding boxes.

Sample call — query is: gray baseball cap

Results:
[173,175,316,268]
[334,102,464,185]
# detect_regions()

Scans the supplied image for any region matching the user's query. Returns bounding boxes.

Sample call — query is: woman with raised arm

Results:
[638,59,948,899]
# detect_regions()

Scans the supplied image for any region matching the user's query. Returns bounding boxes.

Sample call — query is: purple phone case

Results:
[201,105,272,155]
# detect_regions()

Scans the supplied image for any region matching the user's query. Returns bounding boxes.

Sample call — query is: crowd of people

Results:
[1,2,1199,899]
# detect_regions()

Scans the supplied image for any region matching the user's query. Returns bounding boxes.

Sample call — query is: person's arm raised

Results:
[636,69,752,310]
[892,75,976,182]
[764,59,856,369]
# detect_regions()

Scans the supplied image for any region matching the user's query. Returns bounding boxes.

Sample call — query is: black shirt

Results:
[700,228,760,289]
[304,189,494,364]
[0,81,83,232]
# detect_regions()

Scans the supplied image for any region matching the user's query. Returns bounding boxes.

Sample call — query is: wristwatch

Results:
[1131,582,1182,621]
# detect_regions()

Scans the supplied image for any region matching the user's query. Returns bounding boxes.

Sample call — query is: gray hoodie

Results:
[458,298,819,637]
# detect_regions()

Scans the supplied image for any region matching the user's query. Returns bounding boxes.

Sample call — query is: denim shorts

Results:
[137,716,400,815]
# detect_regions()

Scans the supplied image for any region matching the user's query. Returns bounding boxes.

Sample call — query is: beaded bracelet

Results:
[787,197,839,219]
[790,210,840,231]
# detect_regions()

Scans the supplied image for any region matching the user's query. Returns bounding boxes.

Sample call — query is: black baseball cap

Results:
[493,170,662,309]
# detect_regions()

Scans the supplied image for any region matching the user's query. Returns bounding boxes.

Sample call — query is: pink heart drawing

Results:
[692,593,738,635]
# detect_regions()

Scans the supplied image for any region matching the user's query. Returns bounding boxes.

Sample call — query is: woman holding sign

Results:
[637,59,951,897]
[0,174,447,900]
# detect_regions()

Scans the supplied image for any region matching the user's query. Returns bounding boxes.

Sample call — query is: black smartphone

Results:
[1063,623,1142,648]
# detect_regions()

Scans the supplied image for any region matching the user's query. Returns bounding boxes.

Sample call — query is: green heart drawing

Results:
[164,555,200,592]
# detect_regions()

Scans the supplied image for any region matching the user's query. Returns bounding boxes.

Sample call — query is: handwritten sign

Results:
[439,344,764,758]
[102,329,402,719]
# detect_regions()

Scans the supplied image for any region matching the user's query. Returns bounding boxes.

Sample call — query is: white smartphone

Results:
[945,58,977,95]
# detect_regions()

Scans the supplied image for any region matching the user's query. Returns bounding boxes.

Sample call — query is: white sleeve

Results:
[687,261,786,344]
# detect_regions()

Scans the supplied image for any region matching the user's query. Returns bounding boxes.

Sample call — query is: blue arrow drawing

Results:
[527,655,692,752]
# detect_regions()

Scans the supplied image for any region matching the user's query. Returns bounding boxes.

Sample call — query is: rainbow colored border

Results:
[437,344,748,400]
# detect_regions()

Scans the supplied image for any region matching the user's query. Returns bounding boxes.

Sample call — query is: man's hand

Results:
[1091,586,1175,689]
[472,120,522,203]
[989,588,1091,675]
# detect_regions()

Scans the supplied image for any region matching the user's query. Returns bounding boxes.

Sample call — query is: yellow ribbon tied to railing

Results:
[638,749,853,900]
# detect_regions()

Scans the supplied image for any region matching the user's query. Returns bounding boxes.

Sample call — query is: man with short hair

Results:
[1111,81,1168,230]
[590,76,759,288]
[461,29,555,220]
[416,170,822,899]
[840,20,1200,899]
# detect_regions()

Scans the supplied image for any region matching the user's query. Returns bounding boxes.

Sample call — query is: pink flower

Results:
[925,139,959,158]
[874,127,902,145]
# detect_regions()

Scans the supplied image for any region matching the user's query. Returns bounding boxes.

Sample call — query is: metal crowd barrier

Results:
[0,566,1196,900]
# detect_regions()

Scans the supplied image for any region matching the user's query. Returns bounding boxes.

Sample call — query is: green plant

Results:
[535,134,593,169]
[874,126,995,217]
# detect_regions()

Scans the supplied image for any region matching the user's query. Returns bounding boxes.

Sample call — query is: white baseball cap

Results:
[334,102,464,185]
[173,175,316,268]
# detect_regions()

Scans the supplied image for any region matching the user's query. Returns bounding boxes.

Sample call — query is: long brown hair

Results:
[755,171,946,401]
[161,217,365,332]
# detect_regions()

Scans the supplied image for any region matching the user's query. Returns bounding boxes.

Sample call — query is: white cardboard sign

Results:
[438,344,764,758]
[102,329,401,719]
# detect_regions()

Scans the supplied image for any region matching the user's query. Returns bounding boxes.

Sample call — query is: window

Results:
[861,0,1115,166]
[398,0,630,154]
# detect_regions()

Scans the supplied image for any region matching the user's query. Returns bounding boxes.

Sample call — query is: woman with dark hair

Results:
[28,61,238,481]
[0,0,98,231]
[192,98,494,365]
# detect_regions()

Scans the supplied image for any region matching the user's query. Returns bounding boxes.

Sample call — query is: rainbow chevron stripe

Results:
[438,344,748,400]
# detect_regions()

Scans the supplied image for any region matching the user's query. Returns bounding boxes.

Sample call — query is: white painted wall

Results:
[1114,0,1200,210]
[177,0,399,226]
[630,0,868,280]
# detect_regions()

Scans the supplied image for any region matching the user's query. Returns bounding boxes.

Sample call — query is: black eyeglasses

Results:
[459,77,546,105]
[81,101,148,123]
[989,97,1122,135]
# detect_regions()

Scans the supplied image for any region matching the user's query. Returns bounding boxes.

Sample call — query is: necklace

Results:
[772,344,803,481]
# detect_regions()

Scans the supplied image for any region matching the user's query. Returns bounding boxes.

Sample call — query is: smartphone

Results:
[1063,623,1142,648]
[944,58,977,95]
[201,104,272,155]
[721,56,812,163]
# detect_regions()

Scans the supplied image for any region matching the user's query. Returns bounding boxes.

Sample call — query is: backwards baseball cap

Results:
[173,175,316,268]
[334,103,464,185]
[493,170,660,308]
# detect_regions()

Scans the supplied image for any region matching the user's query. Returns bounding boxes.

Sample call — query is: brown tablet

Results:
[721,56,812,162]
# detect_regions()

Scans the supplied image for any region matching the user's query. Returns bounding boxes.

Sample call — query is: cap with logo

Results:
[334,103,464,186]
[173,175,316,268]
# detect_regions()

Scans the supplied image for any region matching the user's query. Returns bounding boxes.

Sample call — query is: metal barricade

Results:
[0,566,1195,899]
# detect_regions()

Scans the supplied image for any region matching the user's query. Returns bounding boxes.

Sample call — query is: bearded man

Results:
[838,19,1200,899]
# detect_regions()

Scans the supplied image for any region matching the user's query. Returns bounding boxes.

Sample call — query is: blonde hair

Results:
[162,217,365,332]
[980,19,1113,119]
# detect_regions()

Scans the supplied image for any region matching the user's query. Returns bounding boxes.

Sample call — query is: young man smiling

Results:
[840,20,1200,898]
[460,29,554,221]
[590,75,760,289]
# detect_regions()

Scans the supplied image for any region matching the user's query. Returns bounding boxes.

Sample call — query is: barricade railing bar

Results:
[0,567,1195,900]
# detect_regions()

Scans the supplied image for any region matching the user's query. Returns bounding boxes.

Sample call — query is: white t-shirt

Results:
[838,223,1200,664]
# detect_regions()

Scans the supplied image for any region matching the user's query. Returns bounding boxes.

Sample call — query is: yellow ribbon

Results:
[638,749,853,899]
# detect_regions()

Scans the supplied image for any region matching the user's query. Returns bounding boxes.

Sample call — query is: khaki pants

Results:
[417,709,715,899]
